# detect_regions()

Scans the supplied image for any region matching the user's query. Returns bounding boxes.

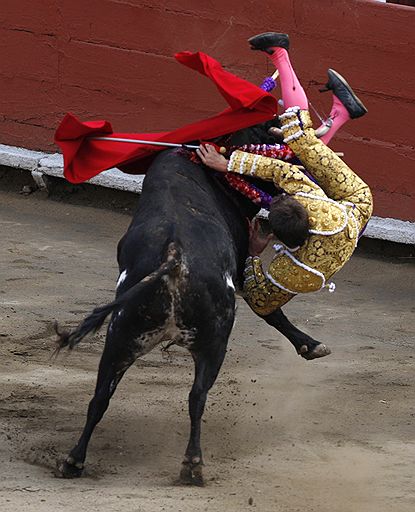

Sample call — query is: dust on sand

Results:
[0,187,414,512]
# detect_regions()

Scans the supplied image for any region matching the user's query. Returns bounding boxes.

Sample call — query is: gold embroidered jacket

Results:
[228,108,373,316]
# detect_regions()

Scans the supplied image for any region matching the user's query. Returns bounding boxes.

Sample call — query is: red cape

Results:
[55,52,279,184]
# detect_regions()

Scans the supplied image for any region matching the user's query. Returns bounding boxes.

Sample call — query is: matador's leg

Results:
[266,39,308,111]
[317,69,368,145]
[318,94,351,146]
[279,110,372,227]
[257,38,372,227]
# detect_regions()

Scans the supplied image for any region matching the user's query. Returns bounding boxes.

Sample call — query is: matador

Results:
[197,32,373,317]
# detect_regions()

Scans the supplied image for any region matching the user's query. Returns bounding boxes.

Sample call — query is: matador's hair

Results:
[268,195,310,248]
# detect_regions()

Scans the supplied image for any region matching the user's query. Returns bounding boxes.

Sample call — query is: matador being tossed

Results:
[197,32,373,320]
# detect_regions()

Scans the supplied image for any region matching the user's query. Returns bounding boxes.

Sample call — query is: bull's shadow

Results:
[55,119,327,485]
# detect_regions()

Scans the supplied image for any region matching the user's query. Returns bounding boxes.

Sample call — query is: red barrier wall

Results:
[0,0,414,221]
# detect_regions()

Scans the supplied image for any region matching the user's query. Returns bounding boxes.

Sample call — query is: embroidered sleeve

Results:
[228,150,325,197]
[229,144,295,161]
[243,256,293,316]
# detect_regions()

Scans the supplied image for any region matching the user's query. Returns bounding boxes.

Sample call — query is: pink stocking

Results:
[318,95,351,145]
[268,48,308,110]
[268,48,351,146]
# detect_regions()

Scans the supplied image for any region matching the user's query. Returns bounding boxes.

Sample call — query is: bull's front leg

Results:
[262,308,331,360]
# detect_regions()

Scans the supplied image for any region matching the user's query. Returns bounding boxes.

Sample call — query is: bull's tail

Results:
[54,242,181,354]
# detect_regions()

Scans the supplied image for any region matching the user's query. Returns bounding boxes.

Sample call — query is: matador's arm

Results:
[227,149,326,198]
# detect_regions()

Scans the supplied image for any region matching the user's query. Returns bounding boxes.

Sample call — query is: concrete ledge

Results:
[38,152,144,193]
[0,143,144,194]
[362,217,415,245]
[0,144,46,171]
[1,143,414,245]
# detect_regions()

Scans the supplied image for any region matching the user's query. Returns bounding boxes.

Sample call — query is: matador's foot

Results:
[248,32,289,53]
[57,456,84,478]
[321,69,368,119]
[298,342,331,360]
[178,456,204,486]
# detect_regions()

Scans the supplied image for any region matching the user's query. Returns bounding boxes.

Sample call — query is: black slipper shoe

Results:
[248,32,289,54]
[320,69,368,119]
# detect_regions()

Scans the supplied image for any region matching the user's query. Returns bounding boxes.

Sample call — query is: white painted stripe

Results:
[257,208,415,245]
[363,216,415,245]
[1,143,413,244]
[0,143,144,194]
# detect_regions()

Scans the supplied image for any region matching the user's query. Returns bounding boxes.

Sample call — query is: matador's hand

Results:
[196,144,228,173]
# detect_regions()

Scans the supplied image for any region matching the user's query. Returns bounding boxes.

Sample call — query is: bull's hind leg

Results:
[179,342,228,486]
[59,342,132,478]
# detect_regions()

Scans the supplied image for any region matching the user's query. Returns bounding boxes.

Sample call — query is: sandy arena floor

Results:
[0,184,414,512]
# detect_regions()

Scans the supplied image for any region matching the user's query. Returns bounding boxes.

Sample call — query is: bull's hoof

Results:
[178,460,204,486]
[299,342,331,360]
[57,457,84,478]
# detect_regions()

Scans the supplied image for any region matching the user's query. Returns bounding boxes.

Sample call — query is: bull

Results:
[55,120,327,485]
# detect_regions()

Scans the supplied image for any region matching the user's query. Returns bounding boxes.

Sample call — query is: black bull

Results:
[55,121,327,484]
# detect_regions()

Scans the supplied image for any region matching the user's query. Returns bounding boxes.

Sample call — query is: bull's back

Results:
[119,151,238,278]
[114,151,239,344]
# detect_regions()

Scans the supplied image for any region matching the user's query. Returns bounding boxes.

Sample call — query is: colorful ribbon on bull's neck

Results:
[223,172,272,208]
[179,72,281,209]
[222,143,294,209]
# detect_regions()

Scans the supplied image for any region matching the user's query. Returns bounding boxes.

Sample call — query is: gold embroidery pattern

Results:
[230,150,293,182]
[243,257,293,316]
[232,108,373,315]
[281,110,373,228]
[229,150,325,197]
[294,195,348,234]
[244,222,358,315]
[268,253,324,292]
